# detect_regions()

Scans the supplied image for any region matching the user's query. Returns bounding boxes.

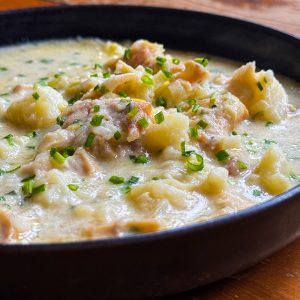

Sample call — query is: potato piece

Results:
[6,86,67,129]
[128,179,188,213]
[143,111,189,152]
[201,167,228,195]
[227,62,288,122]
[175,60,210,83]
[254,145,291,195]
[155,78,193,108]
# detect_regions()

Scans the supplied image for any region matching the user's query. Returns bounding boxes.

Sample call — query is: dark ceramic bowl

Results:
[0,5,299,300]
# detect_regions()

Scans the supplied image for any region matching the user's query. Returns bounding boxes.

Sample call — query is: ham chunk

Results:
[125,39,164,69]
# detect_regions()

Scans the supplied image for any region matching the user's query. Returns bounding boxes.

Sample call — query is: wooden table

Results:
[1,1,299,299]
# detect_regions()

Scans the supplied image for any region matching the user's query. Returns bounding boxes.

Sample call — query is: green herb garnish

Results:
[85,133,96,148]
[154,111,164,124]
[215,150,230,162]
[109,176,125,184]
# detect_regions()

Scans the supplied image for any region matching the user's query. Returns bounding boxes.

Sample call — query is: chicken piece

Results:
[67,148,98,176]
[21,152,53,175]
[125,39,164,69]
[0,209,18,243]
[226,62,288,122]
[175,60,210,83]
[81,223,118,239]
[122,219,161,233]
[38,129,76,152]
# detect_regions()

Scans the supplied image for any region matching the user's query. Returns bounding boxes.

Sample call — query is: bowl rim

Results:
[0,4,299,251]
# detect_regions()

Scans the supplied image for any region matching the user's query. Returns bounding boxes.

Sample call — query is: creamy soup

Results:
[0,39,299,243]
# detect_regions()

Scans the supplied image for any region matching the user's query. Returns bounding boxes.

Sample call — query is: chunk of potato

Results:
[143,111,189,152]
[6,86,67,129]
[128,179,188,213]
[255,145,291,195]
[155,78,193,108]
[201,167,228,194]
[227,62,288,122]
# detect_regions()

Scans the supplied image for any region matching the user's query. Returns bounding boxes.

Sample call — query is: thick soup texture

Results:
[0,39,299,243]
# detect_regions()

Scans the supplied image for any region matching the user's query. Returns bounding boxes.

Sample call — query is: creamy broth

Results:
[0,39,299,243]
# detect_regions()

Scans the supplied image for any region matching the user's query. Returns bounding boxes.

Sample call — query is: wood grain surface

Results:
[1,1,300,299]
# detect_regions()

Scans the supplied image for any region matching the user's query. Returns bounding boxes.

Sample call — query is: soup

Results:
[0,39,299,243]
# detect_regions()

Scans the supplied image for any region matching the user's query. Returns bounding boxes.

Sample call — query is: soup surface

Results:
[0,39,299,243]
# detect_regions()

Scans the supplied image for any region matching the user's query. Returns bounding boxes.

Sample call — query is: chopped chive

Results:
[121,186,131,193]
[141,74,154,85]
[56,116,65,126]
[264,77,268,83]
[68,98,77,105]
[93,105,100,112]
[253,189,262,197]
[21,175,36,183]
[265,121,273,127]
[209,97,216,108]
[194,57,209,67]
[289,172,300,181]
[152,176,160,180]
[22,180,33,197]
[26,60,33,64]
[232,131,238,135]
[155,96,167,108]
[40,58,53,64]
[118,91,128,98]
[32,92,40,100]
[109,176,125,184]
[114,131,122,140]
[0,92,9,97]
[90,73,98,77]
[176,105,182,112]
[129,154,149,164]
[257,81,264,91]
[236,160,248,171]
[192,104,200,113]
[127,176,139,185]
[180,141,194,157]
[0,196,5,201]
[127,106,139,119]
[50,148,65,165]
[3,134,14,146]
[26,145,36,150]
[264,139,276,145]
[154,111,164,124]
[197,119,208,129]
[215,150,230,162]
[94,63,102,69]
[26,131,37,139]
[145,67,153,74]
[156,56,167,66]
[137,117,149,129]
[90,115,104,127]
[0,165,20,175]
[60,146,75,158]
[188,99,196,107]
[242,132,248,137]
[172,58,180,65]
[187,153,204,172]
[123,49,132,60]
[0,66,8,71]
[103,72,111,78]
[67,184,79,191]
[54,72,65,78]
[189,127,198,138]
[85,133,96,148]
[32,184,46,195]
[162,70,173,79]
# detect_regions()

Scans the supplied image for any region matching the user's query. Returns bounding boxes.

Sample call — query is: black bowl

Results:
[0,5,299,300]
